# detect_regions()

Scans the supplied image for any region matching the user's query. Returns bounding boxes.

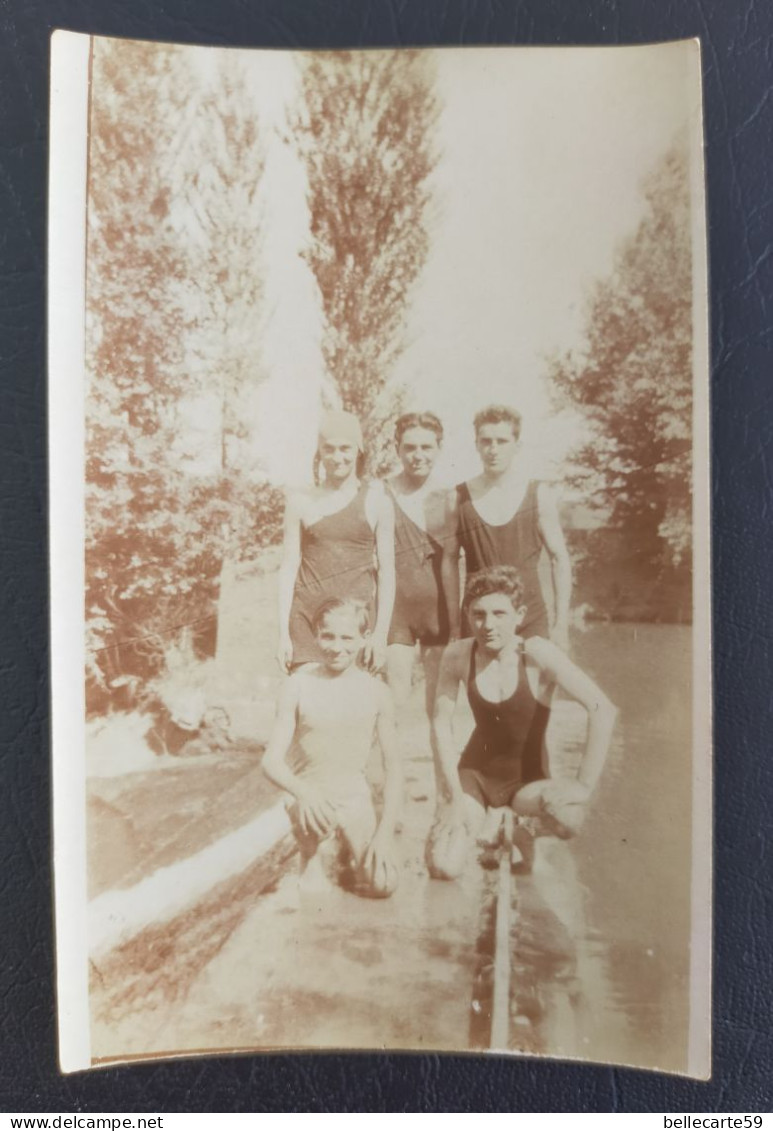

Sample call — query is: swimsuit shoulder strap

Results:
[514,641,539,705]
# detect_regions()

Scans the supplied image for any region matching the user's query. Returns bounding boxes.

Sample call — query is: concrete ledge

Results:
[89,801,292,958]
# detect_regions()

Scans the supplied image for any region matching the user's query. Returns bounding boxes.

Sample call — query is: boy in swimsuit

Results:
[263,597,402,898]
[456,405,571,649]
[277,410,395,674]
[384,413,460,779]
[428,566,616,879]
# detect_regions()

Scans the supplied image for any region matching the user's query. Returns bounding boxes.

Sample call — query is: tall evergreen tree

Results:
[291,51,439,469]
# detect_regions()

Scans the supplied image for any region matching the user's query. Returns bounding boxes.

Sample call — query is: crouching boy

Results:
[428,565,617,878]
[262,597,402,898]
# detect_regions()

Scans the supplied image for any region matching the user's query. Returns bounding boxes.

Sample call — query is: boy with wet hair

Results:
[429,566,616,879]
[263,597,402,898]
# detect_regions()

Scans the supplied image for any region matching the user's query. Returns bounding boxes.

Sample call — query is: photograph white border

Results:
[47,31,713,1077]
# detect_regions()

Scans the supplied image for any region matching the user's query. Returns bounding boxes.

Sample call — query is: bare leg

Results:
[385,642,415,710]
[421,644,446,800]
[463,792,487,841]
[287,801,337,894]
[427,792,486,880]
[507,799,537,874]
[336,788,398,899]
[478,806,506,847]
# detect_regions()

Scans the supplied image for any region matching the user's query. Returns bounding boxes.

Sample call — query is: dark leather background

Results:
[1,0,771,1113]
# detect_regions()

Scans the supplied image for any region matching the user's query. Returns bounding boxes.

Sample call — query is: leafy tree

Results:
[548,141,693,609]
[85,42,280,711]
[291,51,439,469]
[86,40,197,702]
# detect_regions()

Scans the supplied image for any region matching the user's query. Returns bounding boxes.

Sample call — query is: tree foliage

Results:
[85,42,281,711]
[548,142,693,588]
[175,57,268,475]
[291,51,439,469]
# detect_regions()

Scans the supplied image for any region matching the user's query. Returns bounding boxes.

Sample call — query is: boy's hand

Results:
[363,632,388,673]
[295,785,337,838]
[276,634,294,674]
[363,827,398,888]
[426,802,469,880]
[433,794,468,835]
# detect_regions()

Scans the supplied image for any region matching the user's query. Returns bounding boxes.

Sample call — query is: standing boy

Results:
[456,405,572,648]
[384,412,459,781]
[263,597,402,898]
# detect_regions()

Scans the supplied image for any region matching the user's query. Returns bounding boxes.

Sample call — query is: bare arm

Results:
[440,490,461,640]
[527,637,617,792]
[262,675,337,837]
[277,491,302,670]
[537,483,572,648]
[261,677,301,796]
[368,484,396,664]
[431,642,468,813]
[363,683,403,881]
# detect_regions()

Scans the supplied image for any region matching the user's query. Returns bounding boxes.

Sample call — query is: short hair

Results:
[473,405,522,441]
[463,566,526,612]
[395,412,444,446]
[311,597,371,636]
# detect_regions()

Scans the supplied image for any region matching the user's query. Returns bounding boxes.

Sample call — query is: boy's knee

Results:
[360,860,399,899]
[426,825,469,880]
[365,873,399,899]
[427,857,464,882]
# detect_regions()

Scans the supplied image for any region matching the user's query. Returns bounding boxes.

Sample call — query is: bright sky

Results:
[398,44,696,482]
[170,42,697,486]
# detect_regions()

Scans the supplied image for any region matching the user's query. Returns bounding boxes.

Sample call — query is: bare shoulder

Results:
[536,480,561,514]
[434,480,459,513]
[291,662,323,685]
[367,478,394,525]
[523,634,562,670]
[367,477,387,497]
[424,481,458,534]
[366,477,389,506]
[464,473,485,500]
[285,483,316,520]
[352,668,389,708]
[442,484,460,533]
[278,670,304,705]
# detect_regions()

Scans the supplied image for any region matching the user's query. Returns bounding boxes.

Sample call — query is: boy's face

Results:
[468,591,525,653]
[397,426,440,481]
[475,421,519,475]
[319,438,358,483]
[316,608,366,671]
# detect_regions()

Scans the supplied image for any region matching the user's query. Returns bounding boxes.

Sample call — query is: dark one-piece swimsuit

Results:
[456,478,549,640]
[387,484,449,648]
[289,484,377,665]
[458,641,550,809]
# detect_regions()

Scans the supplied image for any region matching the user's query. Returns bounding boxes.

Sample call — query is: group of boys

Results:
[262,406,616,899]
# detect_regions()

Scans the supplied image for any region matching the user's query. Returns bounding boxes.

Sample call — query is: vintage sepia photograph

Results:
[49,33,710,1075]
